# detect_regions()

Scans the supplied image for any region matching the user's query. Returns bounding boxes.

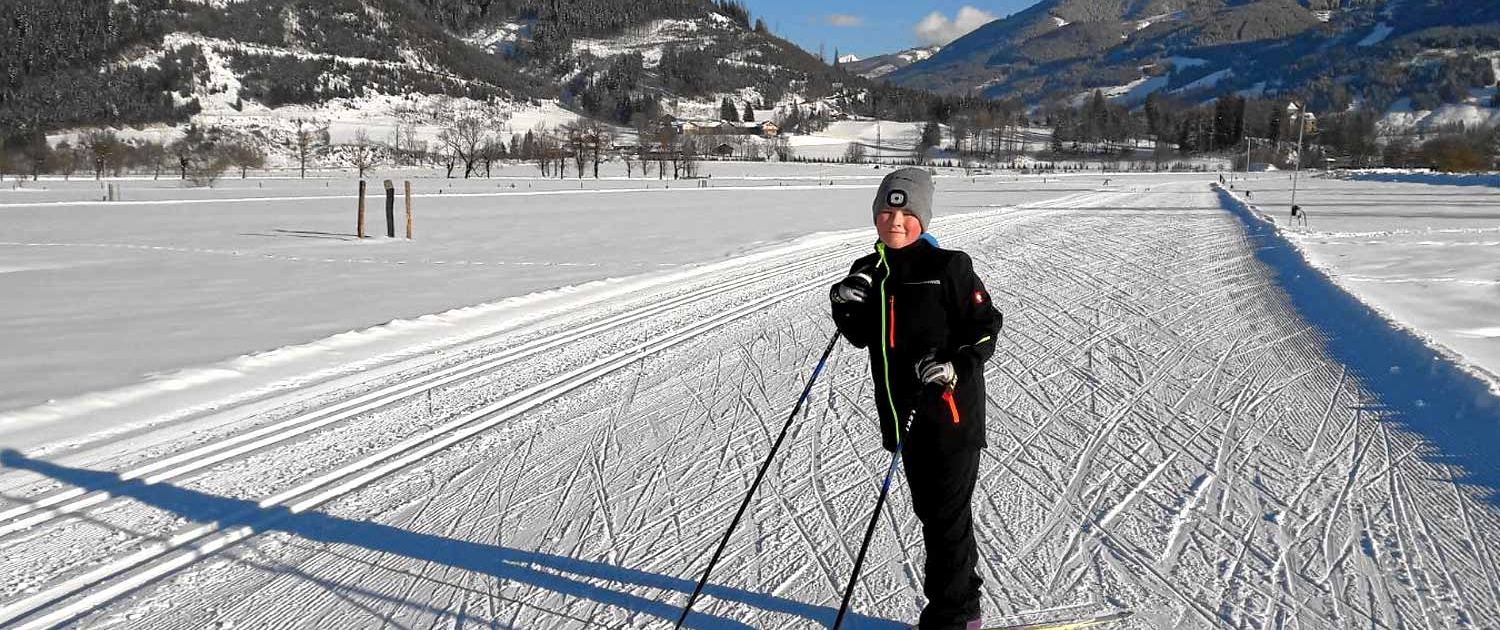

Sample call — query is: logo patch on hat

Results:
[886,189,908,208]
[973,290,986,305]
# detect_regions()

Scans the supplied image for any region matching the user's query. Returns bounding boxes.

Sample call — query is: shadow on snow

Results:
[1216,186,1500,504]
[0,449,905,629]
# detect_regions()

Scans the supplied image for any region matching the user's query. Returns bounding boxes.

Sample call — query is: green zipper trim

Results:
[875,243,901,445]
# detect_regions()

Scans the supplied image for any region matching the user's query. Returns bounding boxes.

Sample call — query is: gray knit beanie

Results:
[872,168,933,231]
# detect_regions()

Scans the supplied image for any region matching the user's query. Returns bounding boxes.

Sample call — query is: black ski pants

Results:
[903,445,982,629]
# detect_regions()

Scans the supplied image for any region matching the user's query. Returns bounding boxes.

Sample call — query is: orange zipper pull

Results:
[942,387,960,424]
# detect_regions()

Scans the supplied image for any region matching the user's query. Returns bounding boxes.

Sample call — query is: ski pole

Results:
[675,330,842,629]
[832,404,918,630]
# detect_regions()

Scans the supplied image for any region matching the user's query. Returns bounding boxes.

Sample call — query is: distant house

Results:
[756,121,780,137]
[712,143,735,157]
[681,120,720,135]
[655,115,684,134]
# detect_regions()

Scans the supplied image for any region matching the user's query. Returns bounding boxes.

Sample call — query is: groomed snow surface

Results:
[1,167,1499,629]
[1223,172,1500,391]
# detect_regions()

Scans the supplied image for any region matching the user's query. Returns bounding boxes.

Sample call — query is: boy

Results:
[829,168,1003,630]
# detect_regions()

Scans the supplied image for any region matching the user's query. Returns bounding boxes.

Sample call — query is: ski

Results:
[980,610,1133,630]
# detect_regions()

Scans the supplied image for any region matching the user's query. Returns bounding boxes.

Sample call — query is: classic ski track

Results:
[7,182,1500,629]
[0,251,863,629]
[0,239,863,536]
[0,214,1014,627]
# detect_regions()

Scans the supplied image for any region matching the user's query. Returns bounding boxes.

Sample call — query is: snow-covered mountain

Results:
[887,0,1500,116]
[842,46,942,79]
[2,0,845,140]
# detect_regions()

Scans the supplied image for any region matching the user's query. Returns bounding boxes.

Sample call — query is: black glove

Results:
[830,271,873,305]
[916,351,956,388]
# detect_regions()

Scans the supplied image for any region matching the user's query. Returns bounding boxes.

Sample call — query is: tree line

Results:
[1028,89,1500,172]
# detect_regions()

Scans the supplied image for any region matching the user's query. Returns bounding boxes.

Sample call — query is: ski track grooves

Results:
[4,182,1500,629]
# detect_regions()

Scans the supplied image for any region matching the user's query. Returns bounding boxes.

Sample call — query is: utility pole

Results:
[1289,102,1307,212]
[1245,135,1252,180]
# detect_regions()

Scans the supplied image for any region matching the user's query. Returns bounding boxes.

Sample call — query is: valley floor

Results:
[1,177,1497,629]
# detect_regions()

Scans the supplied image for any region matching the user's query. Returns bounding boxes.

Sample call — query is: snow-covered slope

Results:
[843,46,941,79]
[889,0,1500,118]
[14,0,850,162]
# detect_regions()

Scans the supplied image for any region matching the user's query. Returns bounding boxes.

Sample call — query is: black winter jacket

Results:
[831,238,1002,453]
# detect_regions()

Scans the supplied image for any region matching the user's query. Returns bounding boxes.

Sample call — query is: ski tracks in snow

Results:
[1,182,1498,629]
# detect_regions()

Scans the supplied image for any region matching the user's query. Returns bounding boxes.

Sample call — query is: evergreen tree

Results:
[1086,90,1108,143]
[720,97,739,122]
[743,102,755,122]
[1212,96,1245,152]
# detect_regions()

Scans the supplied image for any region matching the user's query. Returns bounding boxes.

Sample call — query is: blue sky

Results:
[743,1,1043,60]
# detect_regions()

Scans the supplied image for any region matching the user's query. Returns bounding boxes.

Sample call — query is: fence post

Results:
[404,181,413,240]
[383,180,396,238]
[357,180,367,239]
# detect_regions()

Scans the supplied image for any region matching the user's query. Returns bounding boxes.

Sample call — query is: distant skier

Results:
[829,168,1003,630]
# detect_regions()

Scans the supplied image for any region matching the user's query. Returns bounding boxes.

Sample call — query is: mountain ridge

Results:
[888,0,1500,117]
[0,0,855,136]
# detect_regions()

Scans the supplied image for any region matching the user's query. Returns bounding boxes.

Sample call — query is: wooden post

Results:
[357,180,366,238]
[404,181,413,240]
[383,179,396,238]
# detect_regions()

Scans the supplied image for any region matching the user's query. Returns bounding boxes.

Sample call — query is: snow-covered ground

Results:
[0,165,1093,443]
[1222,172,1500,392]
[2,169,1498,629]
[1378,95,1500,136]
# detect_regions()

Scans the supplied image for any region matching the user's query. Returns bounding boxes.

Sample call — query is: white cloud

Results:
[913,6,997,46]
[826,14,862,27]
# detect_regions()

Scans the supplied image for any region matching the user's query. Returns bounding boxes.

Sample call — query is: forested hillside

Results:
[0,0,830,137]
[891,0,1500,115]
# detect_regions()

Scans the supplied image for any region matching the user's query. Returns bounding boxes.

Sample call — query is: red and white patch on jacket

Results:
[973,290,986,305]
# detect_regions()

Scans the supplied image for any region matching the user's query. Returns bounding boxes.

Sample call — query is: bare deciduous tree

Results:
[654,125,678,179]
[843,141,866,164]
[744,138,763,161]
[345,129,379,179]
[533,127,551,177]
[771,135,792,162]
[679,136,701,179]
[587,122,612,178]
[55,141,82,180]
[81,130,123,180]
[134,140,167,180]
[480,137,505,177]
[439,115,487,178]
[224,141,266,179]
[293,119,329,179]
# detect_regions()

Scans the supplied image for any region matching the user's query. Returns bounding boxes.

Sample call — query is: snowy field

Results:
[2,168,1499,629]
[1223,172,1500,391]
[0,165,1106,446]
